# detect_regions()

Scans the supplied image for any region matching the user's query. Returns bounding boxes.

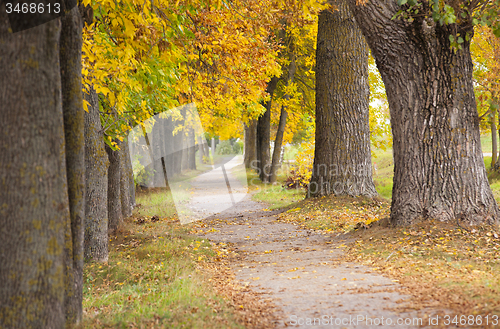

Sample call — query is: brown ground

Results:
[194,196,450,329]
[185,157,452,328]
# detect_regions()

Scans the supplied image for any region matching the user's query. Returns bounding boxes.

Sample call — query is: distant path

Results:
[187,157,442,328]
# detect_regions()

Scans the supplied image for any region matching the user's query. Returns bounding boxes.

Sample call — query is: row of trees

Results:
[1,0,500,326]
[307,0,500,226]
[1,0,275,326]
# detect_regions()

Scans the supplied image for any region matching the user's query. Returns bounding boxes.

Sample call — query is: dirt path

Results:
[187,157,439,328]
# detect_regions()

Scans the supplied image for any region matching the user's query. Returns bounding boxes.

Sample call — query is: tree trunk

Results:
[270,108,288,183]
[495,106,500,172]
[106,143,122,233]
[152,117,164,185]
[84,86,109,262]
[492,118,497,168]
[125,138,136,209]
[270,48,297,184]
[211,137,216,160]
[173,121,184,174]
[199,135,205,164]
[348,0,499,225]
[60,5,85,324]
[244,120,258,169]
[120,139,132,218]
[181,131,189,171]
[0,18,67,328]
[188,128,197,170]
[309,6,377,198]
[256,77,279,182]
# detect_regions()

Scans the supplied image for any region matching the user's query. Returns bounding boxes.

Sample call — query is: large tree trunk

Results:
[84,86,109,262]
[106,143,122,233]
[348,0,499,225]
[60,4,85,325]
[0,18,67,328]
[256,77,279,182]
[244,120,258,168]
[309,6,377,198]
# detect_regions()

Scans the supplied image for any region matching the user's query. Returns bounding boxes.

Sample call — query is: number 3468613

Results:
[5,2,60,14]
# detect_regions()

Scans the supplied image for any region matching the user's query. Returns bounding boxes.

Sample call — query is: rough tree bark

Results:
[60,4,85,324]
[309,5,377,198]
[106,143,122,232]
[348,0,499,225]
[244,120,258,168]
[84,86,109,262]
[0,18,67,328]
[256,77,279,182]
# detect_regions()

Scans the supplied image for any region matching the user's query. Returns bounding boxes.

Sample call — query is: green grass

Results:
[80,189,244,329]
[283,144,300,161]
[481,133,493,155]
[370,133,500,201]
[232,164,306,210]
[372,148,394,199]
[252,184,305,210]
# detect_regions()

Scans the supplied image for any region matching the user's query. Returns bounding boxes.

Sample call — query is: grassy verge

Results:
[233,164,306,210]
[372,134,500,202]
[372,148,394,199]
[278,194,500,323]
[80,188,245,329]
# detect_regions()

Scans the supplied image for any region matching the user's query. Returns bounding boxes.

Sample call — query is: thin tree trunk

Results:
[211,137,216,160]
[60,5,85,324]
[173,121,183,174]
[124,137,136,209]
[495,106,500,172]
[270,48,297,183]
[244,120,258,168]
[309,5,377,198]
[349,0,499,225]
[270,108,289,183]
[256,77,279,182]
[120,139,132,218]
[84,86,109,262]
[181,132,189,171]
[188,128,197,170]
[106,143,122,233]
[199,135,204,164]
[152,117,163,186]
[0,18,67,328]
[492,118,497,168]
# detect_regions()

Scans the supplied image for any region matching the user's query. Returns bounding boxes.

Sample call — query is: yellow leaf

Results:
[82,99,90,112]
